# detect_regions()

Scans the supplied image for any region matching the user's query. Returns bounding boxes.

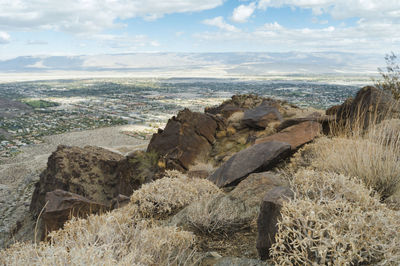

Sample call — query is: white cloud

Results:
[231,2,256,23]
[203,16,239,32]
[257,0,400,20]
[0,0,224,34]
[0,31,10,44]
[195,19,400,53]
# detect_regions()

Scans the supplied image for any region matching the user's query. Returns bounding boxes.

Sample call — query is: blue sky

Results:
[0,0,399,59]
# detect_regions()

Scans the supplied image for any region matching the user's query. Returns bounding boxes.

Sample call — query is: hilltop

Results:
[1,86,400,265]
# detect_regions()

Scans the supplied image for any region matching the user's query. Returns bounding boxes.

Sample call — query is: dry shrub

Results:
[176,193,255,235]
[1,219,196,265]
[0,172,220,265]
[271,170,400,265]
[286,133,400,200]
[130,171,220,218]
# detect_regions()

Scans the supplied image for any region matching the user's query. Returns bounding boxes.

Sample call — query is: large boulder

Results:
[256,186,294,260]
[43,189,108,235]
[208,141,291,187]
[147,109,222,171]
[243,102,283,129]
[30,145,125,217]
[336,86,399,129]
[255,121,321,149]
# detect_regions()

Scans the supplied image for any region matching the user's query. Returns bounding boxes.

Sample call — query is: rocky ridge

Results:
[3,87,398,264]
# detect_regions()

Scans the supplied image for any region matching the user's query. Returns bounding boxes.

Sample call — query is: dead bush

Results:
[271,170,400,265]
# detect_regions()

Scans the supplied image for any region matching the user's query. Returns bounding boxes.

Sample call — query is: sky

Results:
[0,0,399,59]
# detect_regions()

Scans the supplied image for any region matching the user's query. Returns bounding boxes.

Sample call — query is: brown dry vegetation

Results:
[271,170,400,265]
[0,171,220,265]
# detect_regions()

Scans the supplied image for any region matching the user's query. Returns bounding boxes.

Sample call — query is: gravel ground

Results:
[0,125,148,248]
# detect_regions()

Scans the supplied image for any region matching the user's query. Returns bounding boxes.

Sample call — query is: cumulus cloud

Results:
[203,16,239,32]
[231,2,256,23]
[0,0,224,34]
[0,31,10,44]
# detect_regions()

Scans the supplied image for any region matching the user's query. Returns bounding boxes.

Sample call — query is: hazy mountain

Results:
[0,52,383,75]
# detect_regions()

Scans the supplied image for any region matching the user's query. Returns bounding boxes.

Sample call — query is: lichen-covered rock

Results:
[208,141,291,187]
[30,145,125,217]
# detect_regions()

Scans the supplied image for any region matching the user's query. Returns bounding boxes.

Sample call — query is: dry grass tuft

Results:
[286,123,400,200]
[271,170,400,265]
[0,171,220,265]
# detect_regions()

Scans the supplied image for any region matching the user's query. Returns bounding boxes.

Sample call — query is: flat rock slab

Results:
[243,103,283,129]
[208,141,291,187]
[256,121,322,149]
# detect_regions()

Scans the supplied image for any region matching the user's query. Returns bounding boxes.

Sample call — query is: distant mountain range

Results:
[0,52,383,75]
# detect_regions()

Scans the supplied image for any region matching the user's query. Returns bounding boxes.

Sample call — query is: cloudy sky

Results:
[0,0,399,59]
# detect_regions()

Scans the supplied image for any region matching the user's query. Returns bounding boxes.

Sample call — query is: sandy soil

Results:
[0,125,148,248]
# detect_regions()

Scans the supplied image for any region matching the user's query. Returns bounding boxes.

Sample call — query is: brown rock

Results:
[187,170,210,179]
[30,145,125,217]
[336,86,400,129]
[255,121,321,149]
[243,103,283,129]
[147,109,221,170]
[208,141,291,187]
[43,189,108,234]
[256,186,294,260]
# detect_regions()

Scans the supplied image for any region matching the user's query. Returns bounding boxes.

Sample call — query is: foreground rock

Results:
[147,109,223,171]
[208,141,291,187]
[255,121,322,149]
[30,145,125,217]
[335,86,400,129]
[43,189,108,235]
[257,186,294,260]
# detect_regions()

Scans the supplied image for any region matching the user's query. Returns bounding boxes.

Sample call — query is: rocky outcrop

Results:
[208,141,291,187]
[255,121,322,149]
[43,189,108,235]
[30,145,125,217]
[243,102,283,130]
[336,86,399,129]
[205,94,266,118]
[256,186,294,260]
[147,109,223,171]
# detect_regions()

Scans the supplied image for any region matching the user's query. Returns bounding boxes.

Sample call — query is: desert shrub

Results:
[376,52,400,100]
[130,171,220,218]
[1,219,196,265]
[175,193,256,235]
[286,134,400,200]
[0,171,219,265]
[271,170,400,265]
